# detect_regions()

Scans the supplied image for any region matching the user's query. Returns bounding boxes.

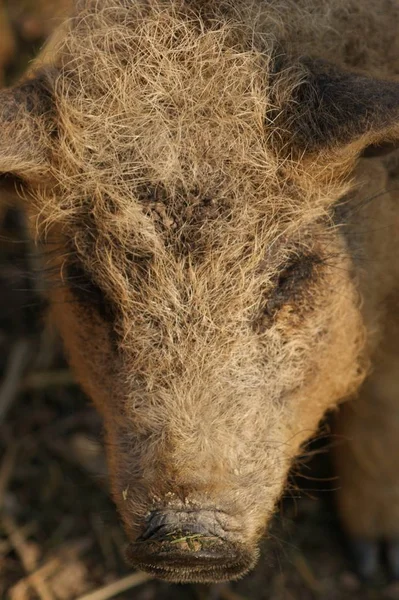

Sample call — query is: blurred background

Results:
[0,1,397,599]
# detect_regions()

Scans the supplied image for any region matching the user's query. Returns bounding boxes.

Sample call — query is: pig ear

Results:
[0,74,55,181]
[274,58,399,158]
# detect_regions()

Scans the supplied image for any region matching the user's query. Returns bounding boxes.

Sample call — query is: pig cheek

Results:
[296,299,366,437]
[104,438,150,539]
[48,288,116,413]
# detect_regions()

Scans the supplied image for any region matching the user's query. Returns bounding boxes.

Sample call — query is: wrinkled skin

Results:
[1,0,399,584]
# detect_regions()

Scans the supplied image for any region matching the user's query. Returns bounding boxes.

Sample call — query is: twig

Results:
[52,535,94,560]
[0,440,18,510]
[0,522,37,556]
[0,338,31,423]
[2,514,55,600]
[22,369,75,391]
[8,537,94,600]
[9,558,61,600]
[292,553,322,593]
[91,515,118,570]
[76,572,153,600]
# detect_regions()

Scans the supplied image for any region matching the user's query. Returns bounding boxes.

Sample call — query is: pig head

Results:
[0,0,399,583]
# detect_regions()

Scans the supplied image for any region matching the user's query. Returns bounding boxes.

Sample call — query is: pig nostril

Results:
[139,523,172,542]
[139,509,213,542]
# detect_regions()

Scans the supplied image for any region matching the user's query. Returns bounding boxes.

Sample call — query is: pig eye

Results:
[263,253,319,317]
[65,261,115,322]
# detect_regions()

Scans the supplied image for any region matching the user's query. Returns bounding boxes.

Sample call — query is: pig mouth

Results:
[124,508,258,583]
[125,538,257,583]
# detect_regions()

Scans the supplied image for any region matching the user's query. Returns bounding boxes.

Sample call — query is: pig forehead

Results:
[47,168,333,266]
[54,182,327,253]
[52,3,279,193]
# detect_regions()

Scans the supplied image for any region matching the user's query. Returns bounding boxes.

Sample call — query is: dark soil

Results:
[0,2,398,599]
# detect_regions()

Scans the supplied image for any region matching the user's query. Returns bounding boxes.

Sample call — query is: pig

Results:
[1,0,399,584]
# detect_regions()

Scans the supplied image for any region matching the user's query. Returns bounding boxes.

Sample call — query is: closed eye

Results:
[270,254,318,305]
[256,253,321,328]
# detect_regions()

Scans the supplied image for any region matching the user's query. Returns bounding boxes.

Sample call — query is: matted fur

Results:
[1,0,399,583]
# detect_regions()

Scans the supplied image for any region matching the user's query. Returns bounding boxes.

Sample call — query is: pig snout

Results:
[125,508,257,583]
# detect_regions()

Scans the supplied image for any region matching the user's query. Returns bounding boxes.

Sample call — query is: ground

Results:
[0,2,399,599]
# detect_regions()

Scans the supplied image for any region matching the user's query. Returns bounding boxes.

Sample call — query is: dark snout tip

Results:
[125,509,257,583]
